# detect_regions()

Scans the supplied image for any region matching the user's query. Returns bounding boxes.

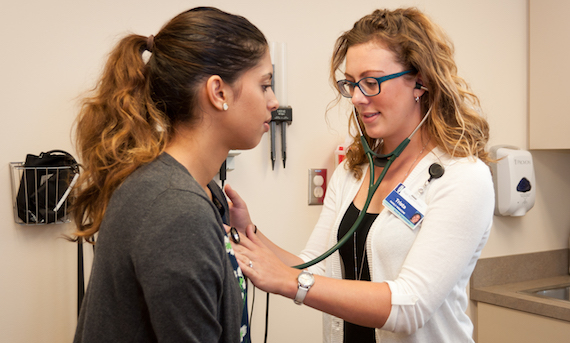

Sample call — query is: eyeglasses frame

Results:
[337,70,413,98]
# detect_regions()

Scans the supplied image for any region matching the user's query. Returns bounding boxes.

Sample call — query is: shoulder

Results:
[113,154,209,208]
[443,155,492,184]
[331,160,364,184]
[127,153,203,192]
[106,154,222,239]
[132,184,225,257]
[429,149,494,198]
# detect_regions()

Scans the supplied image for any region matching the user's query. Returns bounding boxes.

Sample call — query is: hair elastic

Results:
[146,35,155,53]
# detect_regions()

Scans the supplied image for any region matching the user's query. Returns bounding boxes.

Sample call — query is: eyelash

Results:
[262,85,272,92]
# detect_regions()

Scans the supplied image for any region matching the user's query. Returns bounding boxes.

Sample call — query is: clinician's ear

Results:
[205,75,228,111]
[414,74,428,92]
[415,82,428,91]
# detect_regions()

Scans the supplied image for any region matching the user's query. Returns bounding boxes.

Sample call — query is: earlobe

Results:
[413,74,428,102]
[206,75,228,111]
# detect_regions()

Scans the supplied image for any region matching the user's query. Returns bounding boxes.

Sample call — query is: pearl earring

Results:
[222,103,229,111]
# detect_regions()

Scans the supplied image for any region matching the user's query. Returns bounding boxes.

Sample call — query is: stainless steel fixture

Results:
[520,284,570,302]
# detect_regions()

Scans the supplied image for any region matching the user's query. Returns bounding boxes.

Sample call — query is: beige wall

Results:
[2,0,568,342]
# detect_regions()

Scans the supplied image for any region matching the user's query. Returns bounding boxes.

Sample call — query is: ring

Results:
[230,227,240,244]
[249,260,253,269]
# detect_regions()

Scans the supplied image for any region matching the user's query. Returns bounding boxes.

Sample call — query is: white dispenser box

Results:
[490,145,536,216]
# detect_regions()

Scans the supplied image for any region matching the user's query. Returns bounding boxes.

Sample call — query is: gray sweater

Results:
[74,153,241,342]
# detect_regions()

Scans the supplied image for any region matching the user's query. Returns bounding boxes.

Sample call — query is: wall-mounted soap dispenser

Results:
[489,145,536,216]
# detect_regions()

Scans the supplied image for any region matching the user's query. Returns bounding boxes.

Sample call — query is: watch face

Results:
[298,272,314,287]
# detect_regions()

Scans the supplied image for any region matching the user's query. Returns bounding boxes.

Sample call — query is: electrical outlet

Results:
[308,168,327,205]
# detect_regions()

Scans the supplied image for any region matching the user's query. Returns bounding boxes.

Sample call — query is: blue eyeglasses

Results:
[337,70,413,98]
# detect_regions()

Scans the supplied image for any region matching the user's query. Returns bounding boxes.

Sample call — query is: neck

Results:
[376,131,433,174]
[165,126,228,192]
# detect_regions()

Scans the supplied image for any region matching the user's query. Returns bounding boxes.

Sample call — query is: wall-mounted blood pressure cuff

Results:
[382,281,420,333]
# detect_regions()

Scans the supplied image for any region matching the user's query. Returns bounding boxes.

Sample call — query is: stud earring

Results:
[222,103,229,111]
[415,96,420,102]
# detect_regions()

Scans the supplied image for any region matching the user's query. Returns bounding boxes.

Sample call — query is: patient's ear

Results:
[206,75,228,111]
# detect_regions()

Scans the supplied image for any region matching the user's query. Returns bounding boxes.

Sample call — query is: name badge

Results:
[383,183,427,230]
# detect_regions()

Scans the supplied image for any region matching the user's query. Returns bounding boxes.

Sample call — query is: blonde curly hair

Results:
[331,8,490,179]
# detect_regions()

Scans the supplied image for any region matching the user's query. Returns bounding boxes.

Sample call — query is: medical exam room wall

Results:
[2,1,569,342]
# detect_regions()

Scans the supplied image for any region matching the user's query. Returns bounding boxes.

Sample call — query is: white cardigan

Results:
[299,147,494,343]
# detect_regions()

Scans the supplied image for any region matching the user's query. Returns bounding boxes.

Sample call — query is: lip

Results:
[263,117,272,132]
[359,111,380,124]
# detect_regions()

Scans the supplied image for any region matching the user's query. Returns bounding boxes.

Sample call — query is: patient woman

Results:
[71,7,277,342]
[227,7,494,343]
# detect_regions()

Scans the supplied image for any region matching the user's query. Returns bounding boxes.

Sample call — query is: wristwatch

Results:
[294,270,315,305]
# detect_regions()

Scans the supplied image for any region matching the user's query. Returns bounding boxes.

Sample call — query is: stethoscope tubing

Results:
[293,144,399,269]
[293,106,430,270]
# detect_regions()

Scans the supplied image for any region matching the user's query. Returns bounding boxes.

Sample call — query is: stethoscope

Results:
[293,105,440,270]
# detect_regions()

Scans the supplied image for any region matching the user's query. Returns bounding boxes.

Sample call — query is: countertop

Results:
[470,249,570,322]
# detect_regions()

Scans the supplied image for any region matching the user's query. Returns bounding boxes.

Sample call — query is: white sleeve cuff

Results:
[383,280,419,331]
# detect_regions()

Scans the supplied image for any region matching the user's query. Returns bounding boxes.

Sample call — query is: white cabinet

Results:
[529,0,570,149]
[477,303,570,343]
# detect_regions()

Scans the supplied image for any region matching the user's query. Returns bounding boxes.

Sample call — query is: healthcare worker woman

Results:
[227,7,494,343]
[71,7,278,343]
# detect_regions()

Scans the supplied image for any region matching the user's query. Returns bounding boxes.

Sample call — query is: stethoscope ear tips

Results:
[415,82,429,91]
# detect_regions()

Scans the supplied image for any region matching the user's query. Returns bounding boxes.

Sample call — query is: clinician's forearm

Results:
[281,270,392,328]
[252,229,304,267]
